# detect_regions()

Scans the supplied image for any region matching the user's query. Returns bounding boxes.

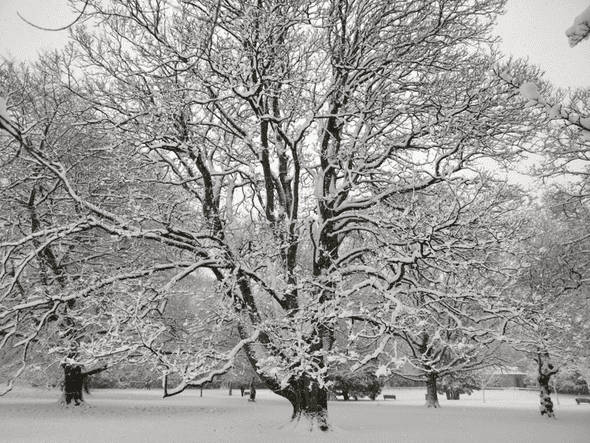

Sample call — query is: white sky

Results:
[0,0,74,59]
[495,0,590,89]
[0,0,588,90]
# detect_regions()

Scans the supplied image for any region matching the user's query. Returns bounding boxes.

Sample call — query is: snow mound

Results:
[519,82,541,101]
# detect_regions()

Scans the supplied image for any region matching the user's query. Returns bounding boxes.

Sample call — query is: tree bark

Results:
[425,373,440,408]
[59,364,85,406]
[285,377,330,432]
[239,329,332,431]
[537,351,558,418]
[248,379,256,402]
[445,389,460,400]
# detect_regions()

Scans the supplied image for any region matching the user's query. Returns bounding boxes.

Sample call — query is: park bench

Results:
[575,397,590,405]
[383,394,396,400]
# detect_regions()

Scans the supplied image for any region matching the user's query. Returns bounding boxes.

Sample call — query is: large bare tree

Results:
[1,0,543,430]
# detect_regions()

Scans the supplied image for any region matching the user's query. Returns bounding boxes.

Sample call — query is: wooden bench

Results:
[575,397,590,405]
[383,394,396,400]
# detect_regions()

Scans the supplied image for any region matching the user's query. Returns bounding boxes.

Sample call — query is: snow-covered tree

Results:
[504,203,590,418]
[498,8,590,416]
[504,6,590,414]
[0,55,240,404]
[342,179,525,407]
[0,57,121,403]
[1,0,544,430]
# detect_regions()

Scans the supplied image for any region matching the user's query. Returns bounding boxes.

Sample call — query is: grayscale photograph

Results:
[0,0,589,441]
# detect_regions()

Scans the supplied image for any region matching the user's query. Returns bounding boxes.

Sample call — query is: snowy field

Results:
[1,387,589,443]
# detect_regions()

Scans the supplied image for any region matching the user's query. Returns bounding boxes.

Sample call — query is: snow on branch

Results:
[516,80,590,139]
[162,330,261,398]
[0,97,20,138]
[566,5,590,47]
[349,336,392,373]
[0,301,61,396]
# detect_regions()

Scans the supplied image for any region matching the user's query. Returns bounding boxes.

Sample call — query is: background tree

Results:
[0,56,121,402]
[328,367,381,401]
[351,179,526,407]
[498,12,590,416]
[0,55,232,404]
[437,371,480,400]
[505,203,590,418]
[505,24,590,411]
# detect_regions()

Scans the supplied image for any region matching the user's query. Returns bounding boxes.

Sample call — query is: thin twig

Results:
[17,0,89,32]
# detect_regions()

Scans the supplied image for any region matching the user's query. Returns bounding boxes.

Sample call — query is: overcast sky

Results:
[0,0,589,89]
[495,0,590,89]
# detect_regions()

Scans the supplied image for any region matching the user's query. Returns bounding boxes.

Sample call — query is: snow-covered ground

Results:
[1,387,588,442]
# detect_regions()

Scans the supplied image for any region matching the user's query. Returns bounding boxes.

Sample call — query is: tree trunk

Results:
[445,389,460,400]
[550,378,560,405]
[425,373,440,408]
[59,364,85,406]
[537,351,558,418]
[240,330,331,431]
[248,379,256,402]
[286,377,330,432]
[228,382,232,396]
[58,363,107,407]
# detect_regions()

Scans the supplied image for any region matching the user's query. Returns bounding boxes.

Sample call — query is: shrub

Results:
[437,373,480,400]
[329,370,382,400]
